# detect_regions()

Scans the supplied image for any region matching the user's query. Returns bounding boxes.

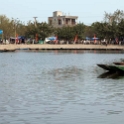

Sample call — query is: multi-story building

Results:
[48,11,78,28]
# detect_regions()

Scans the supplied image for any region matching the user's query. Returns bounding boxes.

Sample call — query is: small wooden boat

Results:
[97,64,124,72]
[108,65,124,72]
[97,64,111,71]
[115,65,124,72]
[0,49,16,52]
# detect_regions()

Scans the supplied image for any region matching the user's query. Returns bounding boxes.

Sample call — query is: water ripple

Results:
[0,51,124,124]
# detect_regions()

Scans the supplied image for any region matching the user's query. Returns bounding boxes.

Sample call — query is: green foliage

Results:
[0,9,124,41]
[55,23,85,40]
[56,26,74,40]
[25,22,53,40]
[118,19,124,36]
[104,9,124,24]
[83,26,94,38]
[0,15,13,38]
[0,15,27,39]
[91,9,124,40]
[37,22,53,40]
[73,23,85,39]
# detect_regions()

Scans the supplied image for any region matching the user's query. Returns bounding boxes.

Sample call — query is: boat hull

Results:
[97,64,124,72]
[97,64,110,71]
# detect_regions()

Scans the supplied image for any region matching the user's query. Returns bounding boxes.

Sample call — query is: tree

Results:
[118,19,124,37]
[0,15,14,39]
[84,25,94,39]
[37,22,53,40]
[25,22,53,40]
[73,23,85,39]
[104,9,124,24]
[55,23,85,41]
[91,22,106,39]
[56,26,74,40]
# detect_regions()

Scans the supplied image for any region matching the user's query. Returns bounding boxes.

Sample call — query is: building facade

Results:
[48,11,78,28]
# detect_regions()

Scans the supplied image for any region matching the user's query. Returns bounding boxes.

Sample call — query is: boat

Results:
[115,65,124,72]
[113,62,124,65]
[0,49,16,52]
[97,64,124,72]
[97,64,111,71]
[109,65,124,72]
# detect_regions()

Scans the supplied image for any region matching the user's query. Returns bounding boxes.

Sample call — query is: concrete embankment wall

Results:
[0,44,124,51]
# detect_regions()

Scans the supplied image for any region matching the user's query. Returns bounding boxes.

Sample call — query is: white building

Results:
[48,11,78,28]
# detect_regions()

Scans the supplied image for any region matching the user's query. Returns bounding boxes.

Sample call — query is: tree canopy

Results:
[0,9,124,41]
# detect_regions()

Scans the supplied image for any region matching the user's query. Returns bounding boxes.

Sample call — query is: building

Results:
[48,11,78,28]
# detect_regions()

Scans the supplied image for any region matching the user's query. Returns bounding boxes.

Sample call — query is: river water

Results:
[0,50,124,124]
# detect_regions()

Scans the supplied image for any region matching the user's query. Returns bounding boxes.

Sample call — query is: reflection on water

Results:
[0,50,124,124]
[98,71,124,79]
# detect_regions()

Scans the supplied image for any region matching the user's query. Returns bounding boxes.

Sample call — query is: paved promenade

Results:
[0,44,124,51]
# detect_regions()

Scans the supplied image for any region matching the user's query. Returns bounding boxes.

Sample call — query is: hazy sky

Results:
[1,0,124,25]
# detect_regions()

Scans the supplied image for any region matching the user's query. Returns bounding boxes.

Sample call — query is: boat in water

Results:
[97,64,111,71]
[113,62,124,65]
[0,49,16,52]
[97,59,124,79]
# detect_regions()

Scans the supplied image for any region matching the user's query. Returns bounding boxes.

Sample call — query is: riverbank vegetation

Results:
[0,9,124,43]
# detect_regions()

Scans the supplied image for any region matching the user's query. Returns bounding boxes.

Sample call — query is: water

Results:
[0,50,124,124]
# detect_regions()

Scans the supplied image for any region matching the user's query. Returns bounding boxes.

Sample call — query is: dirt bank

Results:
[0,44,124,51]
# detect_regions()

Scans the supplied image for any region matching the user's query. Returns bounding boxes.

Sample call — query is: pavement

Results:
[0,44,124,50]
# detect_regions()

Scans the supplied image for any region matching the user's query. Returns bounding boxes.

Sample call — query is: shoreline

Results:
[0,44,124,51]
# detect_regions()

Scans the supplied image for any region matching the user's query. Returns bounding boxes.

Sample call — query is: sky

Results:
[1,0,124,25]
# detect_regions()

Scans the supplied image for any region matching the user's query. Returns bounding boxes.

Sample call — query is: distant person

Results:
[106,40,107,46]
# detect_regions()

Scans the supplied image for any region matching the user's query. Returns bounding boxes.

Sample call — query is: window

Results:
[72,19,75,24]
[66,19,68,24]
[58,19,61,25]
[49,20,52,25]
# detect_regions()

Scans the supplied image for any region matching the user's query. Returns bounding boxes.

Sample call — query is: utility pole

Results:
[12,18,18,44]
[33,17,37,27]
[33,17,38,43]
